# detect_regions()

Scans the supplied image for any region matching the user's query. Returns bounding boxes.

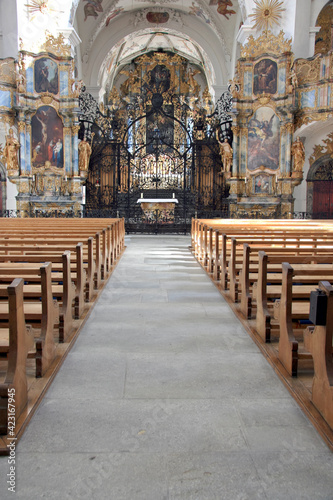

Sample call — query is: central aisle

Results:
[1,235,332,499]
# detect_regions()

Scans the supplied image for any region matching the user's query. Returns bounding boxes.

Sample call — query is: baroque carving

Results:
[309,132,333,166]
[295,56,321,85]
[240,30,292,59]
[0,58,16,86]
[41,33,71,58]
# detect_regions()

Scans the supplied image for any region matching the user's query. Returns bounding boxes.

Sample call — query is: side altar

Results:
[226,31,304,218]
[0,34,87,216]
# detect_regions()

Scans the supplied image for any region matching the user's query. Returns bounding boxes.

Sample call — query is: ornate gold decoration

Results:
[285,122,294,134]
[72,125,80,135]
[18,122,25,133]
[257,93,271,105]
[0,59,16,85]
[41,32,71,58]
[63,127,71,137]
[309,132,333,166]
[17,180,30,194]
[240,30,291,59]
[295,111,332,130]
[295,56,321,85]
[249,0,285,33]
[40,92,54,104]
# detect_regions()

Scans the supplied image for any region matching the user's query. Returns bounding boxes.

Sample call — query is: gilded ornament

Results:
[240,30,291,59]
[18,180,30,193]
[17,121,25,133]
[63,127,71,137]
[257,94,271,105]
[72,125,80,135]
[309,132,333,165]
[295,57,321,85]
[249,0,285,33]
[0,59,16,85]
[40,92,54,104]
[41,32,71,58]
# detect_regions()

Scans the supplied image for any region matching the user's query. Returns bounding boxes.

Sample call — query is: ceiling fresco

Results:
[74,0,241,94]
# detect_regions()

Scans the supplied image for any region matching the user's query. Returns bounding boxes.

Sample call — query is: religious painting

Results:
[253,59,277,95]
[31,106,64,168]
[146,105,174,154]
[247,107,280,171]
[253,174,272,194]
[34,57,59,94]
[209,0,236,20]
[146,12,169,23]
[83,0,103,21]
[148,64,171,94]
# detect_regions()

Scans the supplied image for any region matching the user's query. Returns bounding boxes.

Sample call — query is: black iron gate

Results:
[79,84,230,233]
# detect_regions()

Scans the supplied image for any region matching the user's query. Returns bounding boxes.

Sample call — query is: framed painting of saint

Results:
[253,59,277,95]
[247,107,280,171]
[34,57,59,94]
[31,106,64,169]
[253,173,272,194]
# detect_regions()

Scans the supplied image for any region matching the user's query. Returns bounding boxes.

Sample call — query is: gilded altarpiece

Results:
[228,31,299,218]
[0,34,83,216]
[83,52,228,222]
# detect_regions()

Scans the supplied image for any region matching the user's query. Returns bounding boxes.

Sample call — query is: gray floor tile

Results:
[2,235,331,500]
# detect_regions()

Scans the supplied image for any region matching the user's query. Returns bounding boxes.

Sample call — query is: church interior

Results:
[0,1,333,498]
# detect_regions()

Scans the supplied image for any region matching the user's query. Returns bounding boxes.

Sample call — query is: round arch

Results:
[307,154,333,218]
[81,12,229,93]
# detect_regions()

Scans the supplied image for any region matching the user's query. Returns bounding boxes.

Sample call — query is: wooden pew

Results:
[240,245,333,320]
[0,279,34,434]
[0,251,75,343]
[255,252,333,345]
[270,262,333,376]
[0,263,58,377]
[304,281,333,430]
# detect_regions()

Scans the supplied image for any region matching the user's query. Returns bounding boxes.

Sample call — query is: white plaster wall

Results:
[6,180,18,211]
[0,0,18,58]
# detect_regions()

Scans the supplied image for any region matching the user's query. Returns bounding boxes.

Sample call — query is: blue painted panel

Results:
[300,90,316,108]
[0,90,11,108]
[278,67,286,94]
[60,71,68,96]
[26,67,34,93]
[244,71,252,96]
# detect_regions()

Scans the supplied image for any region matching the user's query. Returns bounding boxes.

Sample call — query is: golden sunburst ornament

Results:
[249,0,285,32]
[25,0,62,18]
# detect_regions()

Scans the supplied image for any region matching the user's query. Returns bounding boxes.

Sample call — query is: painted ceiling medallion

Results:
[249,0,285,32]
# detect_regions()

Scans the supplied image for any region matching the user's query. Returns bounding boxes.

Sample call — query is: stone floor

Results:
[0,235,332,499]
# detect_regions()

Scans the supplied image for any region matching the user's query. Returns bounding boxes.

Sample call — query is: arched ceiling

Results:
[72,0,244,96]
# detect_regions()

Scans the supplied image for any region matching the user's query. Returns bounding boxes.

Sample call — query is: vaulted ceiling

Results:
[71,0,244,97]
